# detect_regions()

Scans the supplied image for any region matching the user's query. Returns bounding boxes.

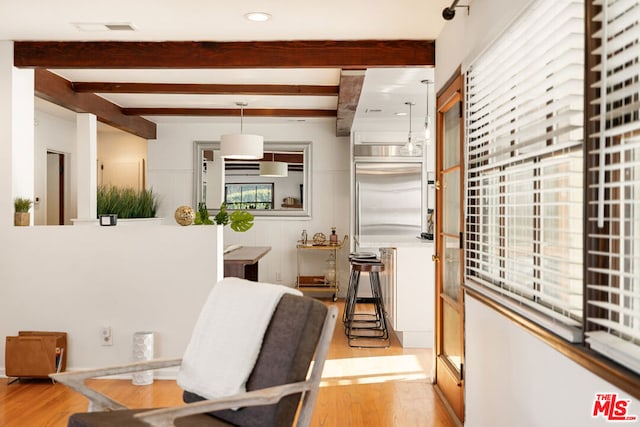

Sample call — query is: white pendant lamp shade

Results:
[220,102,264,159]
[259,160,288,177]
[220,133,264,159]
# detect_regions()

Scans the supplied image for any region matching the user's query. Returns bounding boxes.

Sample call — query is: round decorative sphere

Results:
[313,232,326,245]
[174,205,195,226]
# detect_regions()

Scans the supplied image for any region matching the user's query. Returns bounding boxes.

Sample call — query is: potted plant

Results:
[14,197,33,226]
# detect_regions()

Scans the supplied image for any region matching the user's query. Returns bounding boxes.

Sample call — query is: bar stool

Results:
[344,259,389,348]
[342,252,376,325]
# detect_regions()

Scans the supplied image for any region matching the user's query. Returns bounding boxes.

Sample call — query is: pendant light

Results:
[400,101,422,156]
[259,151,288,177]
[220,102,264,159]
[421,79,433,142]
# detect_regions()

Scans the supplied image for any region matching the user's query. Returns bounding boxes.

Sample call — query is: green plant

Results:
[194,202,254,232]
[97,186,159,219]
[14,197,33,213]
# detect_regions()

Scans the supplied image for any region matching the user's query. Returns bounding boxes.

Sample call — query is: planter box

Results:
[14,212,30,226]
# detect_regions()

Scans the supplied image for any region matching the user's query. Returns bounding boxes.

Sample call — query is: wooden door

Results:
[434,72,464,422]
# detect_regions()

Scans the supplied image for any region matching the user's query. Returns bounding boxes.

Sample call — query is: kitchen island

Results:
[355,236,435,348]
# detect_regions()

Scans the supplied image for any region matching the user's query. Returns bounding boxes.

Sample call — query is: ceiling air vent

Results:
[73,22,136,32]
[105,23,136,31]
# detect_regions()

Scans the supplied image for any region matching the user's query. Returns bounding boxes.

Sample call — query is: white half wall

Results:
[0,224,219,374]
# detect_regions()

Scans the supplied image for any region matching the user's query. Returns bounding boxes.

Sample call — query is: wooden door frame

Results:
[434,68,465,424]
[47,150,65,225]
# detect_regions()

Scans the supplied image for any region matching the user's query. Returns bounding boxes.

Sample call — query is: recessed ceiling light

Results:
[244,12,272,22]
[395,112,408,116]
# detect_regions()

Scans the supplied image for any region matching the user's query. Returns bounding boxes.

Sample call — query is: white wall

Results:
[34,109,77,225]
[435,0,631,424]
[435,0,533,92]
[0,225,219,375]
[97,128,148,190]
[148,119,351,292]
[465,296,636,427]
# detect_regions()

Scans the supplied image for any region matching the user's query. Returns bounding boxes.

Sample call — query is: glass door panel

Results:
[443,102,461,169]
[443,235,461,302]
[442,302,462,369]
[443,170,460,235]
[435,73,465,423]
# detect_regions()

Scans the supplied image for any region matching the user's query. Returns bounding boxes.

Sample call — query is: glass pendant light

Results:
[400,101,422,156]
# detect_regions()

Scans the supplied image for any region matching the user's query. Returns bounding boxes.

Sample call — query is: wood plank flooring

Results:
[0,300,455,427]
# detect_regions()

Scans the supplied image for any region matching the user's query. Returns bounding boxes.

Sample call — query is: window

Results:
[465,0,585,341]
[586,0,640,374]
[224,183,274,210]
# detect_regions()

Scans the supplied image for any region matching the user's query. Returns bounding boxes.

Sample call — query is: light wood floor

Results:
[0,300,456,427]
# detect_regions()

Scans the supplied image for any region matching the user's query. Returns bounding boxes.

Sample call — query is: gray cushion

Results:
[183,293,327,427]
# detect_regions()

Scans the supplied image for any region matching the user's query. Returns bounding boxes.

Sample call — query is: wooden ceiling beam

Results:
[34,70,156,139]
[122,108,337,117]
[72,82,339,96]
[14,40,435,69]
[336,70,366,137]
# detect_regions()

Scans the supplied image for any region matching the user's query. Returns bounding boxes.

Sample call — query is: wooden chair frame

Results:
[51,306,338,427]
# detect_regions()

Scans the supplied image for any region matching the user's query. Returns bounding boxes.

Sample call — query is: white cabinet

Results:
[380,244,434,348]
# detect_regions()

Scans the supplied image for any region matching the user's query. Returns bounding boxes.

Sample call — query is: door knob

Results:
[432,254,440,262]
[434,180,441,190]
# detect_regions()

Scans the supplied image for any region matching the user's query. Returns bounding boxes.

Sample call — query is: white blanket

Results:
[177,277,302,399]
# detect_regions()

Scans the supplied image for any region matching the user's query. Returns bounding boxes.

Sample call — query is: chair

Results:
[51,289,338,427]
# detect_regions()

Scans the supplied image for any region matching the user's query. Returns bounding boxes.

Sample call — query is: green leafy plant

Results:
[14,197,33,213]
[97,186,159,219]
[194,203,214,225]
[194,202,254,232]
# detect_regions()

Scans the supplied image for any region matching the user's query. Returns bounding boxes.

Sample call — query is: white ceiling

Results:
[1,0,450,133]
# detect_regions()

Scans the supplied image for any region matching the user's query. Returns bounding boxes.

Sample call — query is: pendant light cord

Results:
[240,105,244,134]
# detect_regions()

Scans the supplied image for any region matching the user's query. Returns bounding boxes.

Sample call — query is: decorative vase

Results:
[132,331,155,385]
[14,212,29,226]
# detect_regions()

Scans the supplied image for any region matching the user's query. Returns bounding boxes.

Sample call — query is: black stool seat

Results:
[343,258,389,348]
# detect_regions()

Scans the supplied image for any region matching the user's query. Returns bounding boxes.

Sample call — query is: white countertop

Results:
[356,235,434,249]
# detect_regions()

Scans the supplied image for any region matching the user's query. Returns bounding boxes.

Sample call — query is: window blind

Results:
[586,0,640,374]
[465,0,585,341]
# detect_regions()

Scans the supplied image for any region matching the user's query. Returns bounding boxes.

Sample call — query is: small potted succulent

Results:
[14,197,33,226]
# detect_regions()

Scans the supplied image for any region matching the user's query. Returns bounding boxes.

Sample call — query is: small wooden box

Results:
[5,331,67,378]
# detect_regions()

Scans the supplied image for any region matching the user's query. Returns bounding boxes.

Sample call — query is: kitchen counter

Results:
[356,235,434,249]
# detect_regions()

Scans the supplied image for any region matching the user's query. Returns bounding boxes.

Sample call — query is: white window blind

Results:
[465,0,585,341]
[586,0,640,374]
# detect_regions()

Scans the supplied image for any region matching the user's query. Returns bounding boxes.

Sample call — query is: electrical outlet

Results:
[275,272,282,282]
[100,326,113,346]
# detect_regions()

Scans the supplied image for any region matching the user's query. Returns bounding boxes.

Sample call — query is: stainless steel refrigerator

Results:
[354,161,422,251]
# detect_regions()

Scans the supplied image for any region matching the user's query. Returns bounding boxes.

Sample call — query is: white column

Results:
[75,113,98,220]
[0,41,35,227]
